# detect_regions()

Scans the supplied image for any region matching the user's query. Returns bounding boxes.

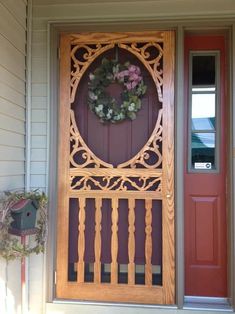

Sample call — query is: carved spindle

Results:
[128,198,135,285]
[145,199,152,285]
[77,197,86,283]
[94,198,102,283]
[111,198,119,284]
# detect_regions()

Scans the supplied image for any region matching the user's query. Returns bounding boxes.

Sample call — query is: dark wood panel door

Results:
[184,35,227,297]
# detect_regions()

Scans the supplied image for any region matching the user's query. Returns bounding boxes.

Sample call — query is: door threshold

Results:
[184,296,232,312]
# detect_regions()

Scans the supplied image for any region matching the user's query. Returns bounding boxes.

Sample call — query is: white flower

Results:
[88,91,97,100]
[95,104,103,113]
[89,73,95,80]
[128,103,135,111]
[114,114,120,121]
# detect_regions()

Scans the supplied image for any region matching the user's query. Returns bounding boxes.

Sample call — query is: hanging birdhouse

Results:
[10,199,39,230]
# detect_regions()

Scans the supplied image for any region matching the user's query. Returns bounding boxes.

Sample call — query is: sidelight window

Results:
[189,53,219,171]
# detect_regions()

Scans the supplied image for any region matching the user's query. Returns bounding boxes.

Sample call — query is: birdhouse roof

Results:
[11,199,36,213]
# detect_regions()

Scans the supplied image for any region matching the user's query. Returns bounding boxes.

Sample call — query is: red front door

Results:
[184,35,227,297]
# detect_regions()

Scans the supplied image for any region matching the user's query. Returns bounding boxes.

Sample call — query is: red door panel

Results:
[184,35,227,297]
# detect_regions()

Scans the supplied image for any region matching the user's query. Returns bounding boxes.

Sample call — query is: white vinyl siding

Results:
[30,20,48,192]
[0,0,26,192]
[0,1,26,314]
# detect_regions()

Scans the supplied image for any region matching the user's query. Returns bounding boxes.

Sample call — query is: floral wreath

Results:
[0,191,48,261]
[88,58,147,123]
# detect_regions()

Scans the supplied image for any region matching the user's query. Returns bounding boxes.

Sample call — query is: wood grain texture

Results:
[162,31,175,304]
[145,199,152,286]
[77,197,86,283]
[94,198,102,283]
[111,198,119,284]
[69,190,162,200]
[56,30,175,305]
[70,31,164,45]
[56,282,163,304]
[56,34,71,297]
[128,198,135,285]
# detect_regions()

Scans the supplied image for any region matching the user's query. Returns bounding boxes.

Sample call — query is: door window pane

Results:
[191,133,215,169]
[192,93,215,130]
[189,53,218,171]
[192,94,215,119]
[192,55,215,85]
[192,118,215,131]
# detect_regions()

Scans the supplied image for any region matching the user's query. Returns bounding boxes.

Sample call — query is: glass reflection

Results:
[192,133,215,148]
[192,94,215,118]
[191,133,215,168]
[192,117,215,131]
[190,54,217,170]
[192,93,215,131]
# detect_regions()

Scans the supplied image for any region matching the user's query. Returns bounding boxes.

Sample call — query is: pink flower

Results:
[121,70,129,77]
[128,65,136,73]
[128,65,141,75]
[129,73,139,81]
[125,82,132,90]
[131,81,138,89]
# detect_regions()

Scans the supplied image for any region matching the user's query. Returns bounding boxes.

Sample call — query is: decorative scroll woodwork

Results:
[56,31,175,305]
[118,109,163,169]
[70,32,164,104]
[118,42,163,102]
[70,107,163,192]
[70,110,113,169]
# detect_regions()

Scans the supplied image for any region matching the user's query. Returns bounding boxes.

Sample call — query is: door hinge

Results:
[54,270,57,285]
[57,48,60,59]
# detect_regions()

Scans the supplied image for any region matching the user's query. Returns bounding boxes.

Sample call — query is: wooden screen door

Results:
[56,31,175,304]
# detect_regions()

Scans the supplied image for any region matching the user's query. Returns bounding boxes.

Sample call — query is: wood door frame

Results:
[55,30,175,304]
[46,22,235,310]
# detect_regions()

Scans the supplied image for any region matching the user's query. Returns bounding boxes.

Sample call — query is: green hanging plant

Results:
[0,190,48,261]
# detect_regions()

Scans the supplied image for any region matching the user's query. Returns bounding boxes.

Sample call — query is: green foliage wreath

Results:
[0,191,48,261]
[88,58,147,123]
